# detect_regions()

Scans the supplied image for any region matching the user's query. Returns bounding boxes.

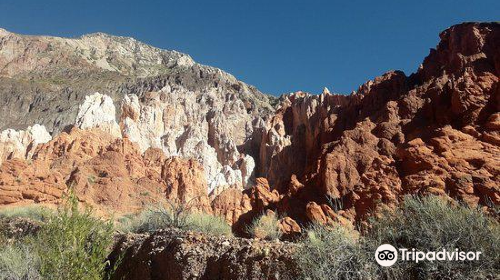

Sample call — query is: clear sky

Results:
[0,0,498,95]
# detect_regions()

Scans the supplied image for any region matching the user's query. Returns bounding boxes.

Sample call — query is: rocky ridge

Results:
[0,28,275,191]
[0,27,274,133]
[0,22,498,235]
[243,22,500,228]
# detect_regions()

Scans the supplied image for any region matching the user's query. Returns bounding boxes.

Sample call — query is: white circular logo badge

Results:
[375,244,398,267]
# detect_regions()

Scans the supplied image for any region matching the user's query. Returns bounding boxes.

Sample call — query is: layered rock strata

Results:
[0,22,498,235]
[245,22,500,229]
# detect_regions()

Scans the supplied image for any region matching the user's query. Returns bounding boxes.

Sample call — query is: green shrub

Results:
[0,205,52,222]
[295,224,376,280]
[120,204,187,233]
[185,212,232,236]
[246,212,282,240]
[367,195,500,280]
[121,203,232,236]
[294,195,499,280]
[34,194,114,280]
[0,243,41,280]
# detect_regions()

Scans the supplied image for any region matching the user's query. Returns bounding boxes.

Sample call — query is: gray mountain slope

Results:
[0,28,274,133]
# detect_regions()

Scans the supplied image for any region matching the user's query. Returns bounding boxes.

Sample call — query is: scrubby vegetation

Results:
[185,212,232,236]
[0,243,41,280]
[0,195,113,280]
[294,195,500,280]
[367,195,500,280]
[119,204,184,233]
[295,224,376,280]
[246,212,282,240]
[1,195,497,280]
[120,201,232,236]
[34,195,113,280]
[0,204,52,222]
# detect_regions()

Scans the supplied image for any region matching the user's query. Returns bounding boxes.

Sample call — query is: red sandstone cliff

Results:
[0,128,212,216]
[0,23,498,233]
[245,22,499,228]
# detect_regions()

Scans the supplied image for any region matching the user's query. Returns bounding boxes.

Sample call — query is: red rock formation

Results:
[248,178,280,211]
[0,127,211,216]
[0,22,498,234]
[211,188,252,225]
[254,22,500,226]
[278,216,301,236]
[161,157,212,213]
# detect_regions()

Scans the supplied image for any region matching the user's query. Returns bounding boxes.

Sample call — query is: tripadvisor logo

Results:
[375,244,398,267]
[375,244,482,267]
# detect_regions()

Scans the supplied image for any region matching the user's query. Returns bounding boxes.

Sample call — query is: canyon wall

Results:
[0,23,498,232]
[248,22,499,227]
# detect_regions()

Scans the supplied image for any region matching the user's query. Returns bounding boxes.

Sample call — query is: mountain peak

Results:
[0,27,10,36]
[0,28,273,134]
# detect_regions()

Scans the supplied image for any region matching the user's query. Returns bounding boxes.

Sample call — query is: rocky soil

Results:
[0,216,299,280]
[0,217,42,242]
[108,228,298,280]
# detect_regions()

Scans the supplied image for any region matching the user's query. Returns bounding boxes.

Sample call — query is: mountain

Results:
[0,28,274,133]
[247,22,500,227]
[0,22,498,233]
[0,28,276,192]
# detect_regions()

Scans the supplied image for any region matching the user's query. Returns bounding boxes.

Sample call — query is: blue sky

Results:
[0,0,498,95]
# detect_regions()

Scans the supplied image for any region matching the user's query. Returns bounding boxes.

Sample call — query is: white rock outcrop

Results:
[0,89,260,195]
[75,92,121,138]
[239,154,255,188]
[0,124,52,165]
[120,85,258,194]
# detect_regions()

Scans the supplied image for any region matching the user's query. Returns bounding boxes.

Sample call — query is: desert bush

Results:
[367,195,500,280]
[121,202,232,236]
[0,243,41,280]
[294,195,499,280]
[246,212,282,240]
[0,205,52,222]
[120,202,189,233]
[34,194,114,280]
[185,212,232,236]
[295,224,376,280]
[118,207,162,233]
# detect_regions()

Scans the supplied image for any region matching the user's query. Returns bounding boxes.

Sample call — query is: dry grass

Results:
[246,212,282,240]
[120,201,232,237]
[0,205,52,222]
